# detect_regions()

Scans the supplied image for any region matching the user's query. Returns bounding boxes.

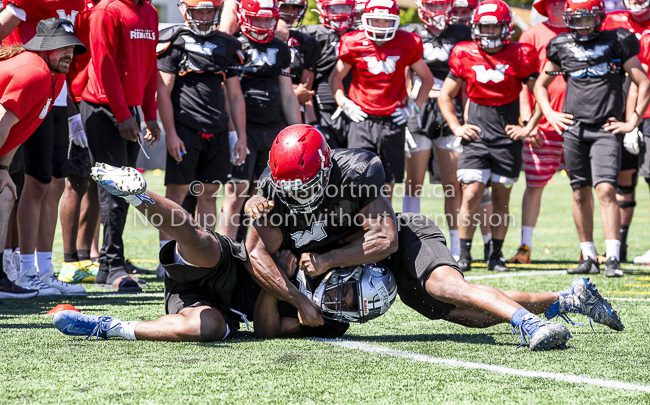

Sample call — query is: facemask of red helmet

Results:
[450,0,477,25]
[239,0,280,43]
[416,0,454,30]
[622,0,650,16]
[361,0,401,42]
[471,0,512,50]
[179,0,223,36]
[563,0,605,42]
[317,0,357,31]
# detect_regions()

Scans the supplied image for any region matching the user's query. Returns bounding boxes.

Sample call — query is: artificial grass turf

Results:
[1,171,650,404]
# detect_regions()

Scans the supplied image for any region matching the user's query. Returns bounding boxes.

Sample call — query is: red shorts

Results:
[523,129,564,188]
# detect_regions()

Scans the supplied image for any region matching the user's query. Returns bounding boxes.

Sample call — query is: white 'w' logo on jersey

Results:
[182,35,217,56]
[423,43,453,62]
[568,44,609,61]
[472,64,509,83]
[291,221,327,248]
[247,48,279,66]
[57,9,78,25]
[364,55,400,75]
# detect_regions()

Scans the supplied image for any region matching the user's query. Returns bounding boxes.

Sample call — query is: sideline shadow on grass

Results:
[0,295,164,317]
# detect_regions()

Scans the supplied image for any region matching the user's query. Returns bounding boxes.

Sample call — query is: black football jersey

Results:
[257,148,386,256]
[288,30,322,85]
[157,25,243,132]
[546,28,640,125]
[238,36,292,125]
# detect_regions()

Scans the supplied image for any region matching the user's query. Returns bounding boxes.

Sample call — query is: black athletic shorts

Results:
[621,143,639,172]
[314,107,347,149]
[408,97,461,140]
[22,106,69,184]
[68,143,92,178]
[162,229,259,337]
[165,121,231,186]
[457,140,523,179]
[638,119,650,180]
[231,121,285,182]
[382,213,461,320]
[346,114,406,184]
[563,122,621,190]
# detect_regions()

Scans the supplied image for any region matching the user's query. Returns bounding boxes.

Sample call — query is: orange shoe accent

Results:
[509,244,531,264]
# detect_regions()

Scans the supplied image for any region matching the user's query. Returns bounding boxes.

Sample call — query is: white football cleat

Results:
[91,163,151,207]
[40,267,86,295]
[15,266,61,297]
[3,250,17,282]
[633,248,650,265]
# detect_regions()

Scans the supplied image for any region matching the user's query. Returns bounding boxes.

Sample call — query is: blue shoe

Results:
[514,313,572,351]
[53,310,118,340]
[559,277,624,331]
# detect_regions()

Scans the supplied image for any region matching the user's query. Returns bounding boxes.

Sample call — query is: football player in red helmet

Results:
[330,0,434,202]
[439,0,542,272]
[239,0,280,42]
[317,0,357,30]
[450,0,478,25]
[535,0,650,276]
[353,0,370,28]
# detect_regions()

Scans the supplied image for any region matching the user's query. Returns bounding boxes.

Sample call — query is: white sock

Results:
[605,239,621,261]
[36,251,53,277]
[402,195,420,214]
[106,319,139,340]
[521,226,534,249]
[160,240,170,250]
[449,229,460,257]
[483,232,492,245]
[580,242,597,261]
[20,253,35,275]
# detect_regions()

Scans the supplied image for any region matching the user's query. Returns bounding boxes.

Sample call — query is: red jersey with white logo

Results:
[0,52,64,156]
[67,0,97,102]
[519,22,568,133]
[82,0,159,122]
[637,35,650,118]
[338,29,423,116]
[2,0,86,46]
[603,11,650,37]
[449,41,538,106]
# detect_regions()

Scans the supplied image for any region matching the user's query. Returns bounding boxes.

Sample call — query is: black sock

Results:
[620,225,630,246]
[460,238,472,260]
[78,250,91,261]
[492,239,504,257]
[64,252,79,262]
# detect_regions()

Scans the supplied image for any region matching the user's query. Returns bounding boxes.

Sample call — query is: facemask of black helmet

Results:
[563,9,603,42]
[180,3,223,36]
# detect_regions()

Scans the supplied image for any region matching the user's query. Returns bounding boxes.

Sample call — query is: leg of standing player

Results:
[436,145,462,258]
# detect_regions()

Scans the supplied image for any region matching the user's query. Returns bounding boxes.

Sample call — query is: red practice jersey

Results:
[449,41,538,106]
[519,22,568,133]
[338,30,423,116]
[603,11,650,37]
[2,0,86,46]
[67,0,97,102]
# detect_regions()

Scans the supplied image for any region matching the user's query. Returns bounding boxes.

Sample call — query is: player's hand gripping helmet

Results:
[179,0,223,36]
[296,263,398,323]
[416,0,454,30]
[278,0,308,28]
[361,0,401,42]
[239,0,280,43]
[353,0,370,29]
[451,0,478,25]
[471,0,513,50]
[621,0,650,15]
[317,0,357,30]
[564,0,605,42]
[269,125,332,214]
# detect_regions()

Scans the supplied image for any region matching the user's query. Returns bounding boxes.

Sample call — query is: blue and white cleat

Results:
[91,163,152,206]
[53,310,118,340]
[559,277,624,331]
[514,313,572,351]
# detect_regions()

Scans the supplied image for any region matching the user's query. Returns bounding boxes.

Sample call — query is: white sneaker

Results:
[156,263,165,278]
[3,251,17,282]
[633,248,650,264]
[15,266,61,296]
[40,267,86,295]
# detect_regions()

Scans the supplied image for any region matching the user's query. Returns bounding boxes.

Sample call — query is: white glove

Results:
[391,102,419,125]
[68,114,88,148]
[624,127,642,155]
[404,127,417,158]
[340,97,367,123]
[228,130,249,165]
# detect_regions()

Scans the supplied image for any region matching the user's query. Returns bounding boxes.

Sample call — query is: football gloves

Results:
[339,97,368,123]
[623,127,643,155]
[68,114,88,148]
[391,102,419,125]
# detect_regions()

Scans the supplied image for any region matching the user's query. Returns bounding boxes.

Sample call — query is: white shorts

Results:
[433,135,463,153]
[407,132,433,153]
[456,168,518,188]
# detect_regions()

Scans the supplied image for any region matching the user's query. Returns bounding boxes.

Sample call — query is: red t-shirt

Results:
[82,0,159,122]
[449,41,538,106]
[519,22,568,134]
[67,0,97,102]
[603,11,650,37]
[0,52,65,156]
[339,30,423,116]
[1,0,86,46]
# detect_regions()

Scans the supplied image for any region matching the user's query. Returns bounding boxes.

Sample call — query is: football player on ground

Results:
[220,0,302,240]
[52,163,396,341]
[450,0,477,25]
[400,0,471,260]
[534,0,650,277]
[330,0,435,202]
[299,0,357,148]
[155,0,247,275]
[509,0,568,265]
[245,124,625,351]
[439,0,542,272]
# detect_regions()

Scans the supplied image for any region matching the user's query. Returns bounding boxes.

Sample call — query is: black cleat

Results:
[457,257,472,272]
[567,257,599,275]
[487,252,509,272]
[605,257,624,278]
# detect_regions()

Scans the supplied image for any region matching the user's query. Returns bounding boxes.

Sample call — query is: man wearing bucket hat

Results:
[0,18,87,299]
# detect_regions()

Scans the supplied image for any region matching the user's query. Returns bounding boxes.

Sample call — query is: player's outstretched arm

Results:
[533,61,574,135]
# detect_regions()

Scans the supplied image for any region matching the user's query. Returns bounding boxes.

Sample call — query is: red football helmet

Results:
[239,0,280,43]
[451,0,478,24]
[564,0,605,41]
[278,0,308,28]
[317,0,357,31]
[622,0,650,15]
[361,0,400,41]
[416,0,454,30]
[179,0,224,36]
[471,0,513,49]
[353,0,370,28]
[269,125,332,214]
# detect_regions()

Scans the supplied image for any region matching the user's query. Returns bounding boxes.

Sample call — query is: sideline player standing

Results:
[439,0,542,272]
[534,0,650,277]
[330,0,434,202]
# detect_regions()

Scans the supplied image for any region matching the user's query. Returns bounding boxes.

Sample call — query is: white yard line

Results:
[604,297,650,302]
[466,270,566,280]
[316,339,650,393]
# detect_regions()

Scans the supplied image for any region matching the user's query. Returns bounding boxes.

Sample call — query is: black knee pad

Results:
[618,200,637,209]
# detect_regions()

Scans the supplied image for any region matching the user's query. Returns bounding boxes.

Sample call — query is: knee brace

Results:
[618,200,637,209]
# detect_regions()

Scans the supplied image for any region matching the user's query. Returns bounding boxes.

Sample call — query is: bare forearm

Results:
[439,93,462,131]
[633,82,650,127]
[281,90,302,125]
[0,146,18,166]
[414,76,434,110]
[229,93,247,137]
[318,229,398,271]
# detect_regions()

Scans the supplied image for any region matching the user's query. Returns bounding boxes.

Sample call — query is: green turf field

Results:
[2,171,650,404]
